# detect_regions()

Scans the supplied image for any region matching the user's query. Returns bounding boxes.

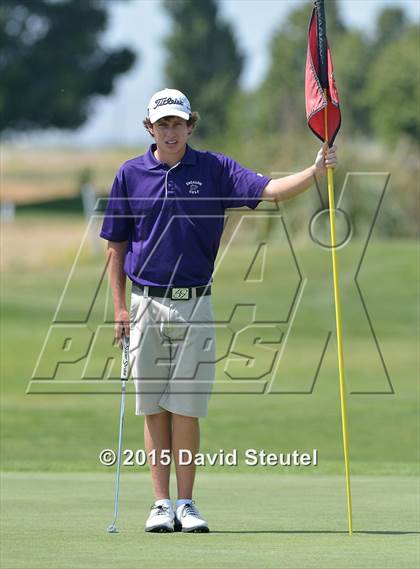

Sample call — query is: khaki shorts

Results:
[129,288,216,417]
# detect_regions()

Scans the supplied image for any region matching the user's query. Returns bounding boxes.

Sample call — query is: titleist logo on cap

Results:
[147,88,191,123]
[153,96,184,109]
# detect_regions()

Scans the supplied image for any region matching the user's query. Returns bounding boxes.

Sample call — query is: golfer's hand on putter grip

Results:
[115,308,130,349]
[314,142,338,176]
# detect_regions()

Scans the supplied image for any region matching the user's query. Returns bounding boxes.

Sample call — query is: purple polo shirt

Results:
[100,144,270,287]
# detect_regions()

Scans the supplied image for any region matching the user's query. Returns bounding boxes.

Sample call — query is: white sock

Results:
[176,498,192,509]
[155,498,172,509]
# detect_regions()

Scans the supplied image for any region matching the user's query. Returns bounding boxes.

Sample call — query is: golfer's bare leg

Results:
[144,411,172,500]
[172,414,199,499]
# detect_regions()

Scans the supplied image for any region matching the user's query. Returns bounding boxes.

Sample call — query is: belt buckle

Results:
[171,287,190,300]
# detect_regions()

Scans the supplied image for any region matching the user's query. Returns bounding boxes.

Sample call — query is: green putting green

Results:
[1,238,419,568]
[1,472,419,569]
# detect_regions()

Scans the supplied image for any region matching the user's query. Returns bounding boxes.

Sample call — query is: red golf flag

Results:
[305,0,341,146]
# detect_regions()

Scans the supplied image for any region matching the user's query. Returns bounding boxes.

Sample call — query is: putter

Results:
[107,334,130,533]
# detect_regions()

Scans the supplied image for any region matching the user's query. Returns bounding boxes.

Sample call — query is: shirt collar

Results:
[144,143,197,170]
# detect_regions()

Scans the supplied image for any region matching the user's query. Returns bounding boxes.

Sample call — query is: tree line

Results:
[165,0,418,149]
[1,0,418,236]
[1,0,417,147]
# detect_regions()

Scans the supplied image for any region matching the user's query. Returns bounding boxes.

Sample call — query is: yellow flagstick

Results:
[323,89,353,536]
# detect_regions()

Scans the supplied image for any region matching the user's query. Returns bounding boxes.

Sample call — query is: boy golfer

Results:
[100,88,337,533]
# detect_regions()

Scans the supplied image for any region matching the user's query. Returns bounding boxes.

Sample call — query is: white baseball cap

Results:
[147,88,191,124]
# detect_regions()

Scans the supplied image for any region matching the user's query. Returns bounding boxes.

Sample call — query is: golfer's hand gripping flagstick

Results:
[107,334,130,534]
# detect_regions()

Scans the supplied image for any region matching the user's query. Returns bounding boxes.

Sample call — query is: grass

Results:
[1,236,419,473]
[1,224,419,568]
[1,147,141,203]
[1,472,419,569]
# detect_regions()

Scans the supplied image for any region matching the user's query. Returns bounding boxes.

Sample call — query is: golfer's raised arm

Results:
[106,240,130,342]
[261,143,337,202]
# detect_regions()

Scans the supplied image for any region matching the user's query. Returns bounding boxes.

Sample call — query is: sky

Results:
[15,0,420,147]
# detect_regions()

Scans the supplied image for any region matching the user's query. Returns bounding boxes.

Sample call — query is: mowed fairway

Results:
[1,216,419,569]
[1,473,419,569]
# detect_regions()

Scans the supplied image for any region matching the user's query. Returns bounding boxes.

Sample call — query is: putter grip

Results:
[121,335,130,381]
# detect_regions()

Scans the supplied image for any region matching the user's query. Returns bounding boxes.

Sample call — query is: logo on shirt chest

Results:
[186,180,203,195]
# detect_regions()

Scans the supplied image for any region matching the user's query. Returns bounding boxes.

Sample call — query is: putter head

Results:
[107,523,118,533]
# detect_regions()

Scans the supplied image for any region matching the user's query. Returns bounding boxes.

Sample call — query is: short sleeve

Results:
[99,168,133,242]
[218,154,271,210]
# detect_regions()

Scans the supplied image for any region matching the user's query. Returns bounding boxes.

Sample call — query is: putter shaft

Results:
[107,335,129,533]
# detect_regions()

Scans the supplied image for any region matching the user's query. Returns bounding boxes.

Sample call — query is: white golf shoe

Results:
[174,501,209,533]
[145,503,174,533]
